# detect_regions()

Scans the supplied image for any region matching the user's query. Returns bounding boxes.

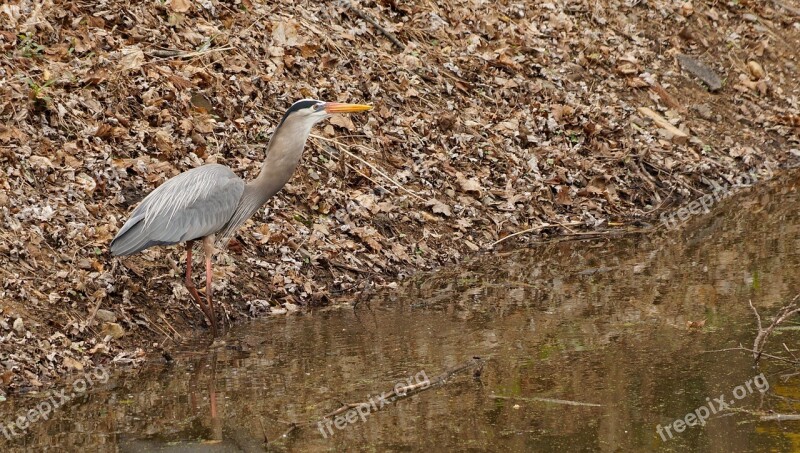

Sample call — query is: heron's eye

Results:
[314,103,325,112]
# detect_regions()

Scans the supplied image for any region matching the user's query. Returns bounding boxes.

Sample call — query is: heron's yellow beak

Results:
[324,102,373,114]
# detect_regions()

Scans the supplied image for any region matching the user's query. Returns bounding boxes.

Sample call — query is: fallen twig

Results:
[637,106,690,144]
[772,0,800,17]
[340,0,406,50]
[648,84,685,113]
[326,257,372,275]
[311,135,425,202]
[147,45,235,59]
[319,143,396,196]
[488,222,584,248]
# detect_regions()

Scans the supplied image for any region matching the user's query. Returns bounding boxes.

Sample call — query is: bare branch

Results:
[751,295,800,363]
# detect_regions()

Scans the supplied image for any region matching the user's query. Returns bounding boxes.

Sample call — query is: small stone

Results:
[0,190,8,207]
[12,318,24,333]
[95,309,117,323]
[676,54,723,91]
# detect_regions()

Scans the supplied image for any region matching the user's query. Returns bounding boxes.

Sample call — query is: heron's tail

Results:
[110,216,153,256]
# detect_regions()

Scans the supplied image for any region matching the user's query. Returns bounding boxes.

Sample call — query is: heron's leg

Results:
[203,235,218,335]
[185,240,215,333]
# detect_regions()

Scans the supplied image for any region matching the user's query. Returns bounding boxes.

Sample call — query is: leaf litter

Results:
[0,0,799,394]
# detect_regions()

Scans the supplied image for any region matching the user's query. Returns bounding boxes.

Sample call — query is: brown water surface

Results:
[4,173,800,452]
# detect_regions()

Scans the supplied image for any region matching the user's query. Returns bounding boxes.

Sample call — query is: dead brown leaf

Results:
[456,172,482,195]
[170,0,192,13]
[426,198,452,217]
[687,319,706,329]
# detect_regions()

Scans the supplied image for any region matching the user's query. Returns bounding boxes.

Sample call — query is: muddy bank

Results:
[3,166,800,451]
[0,0,799,393]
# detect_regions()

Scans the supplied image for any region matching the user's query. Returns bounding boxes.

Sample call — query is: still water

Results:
[5,172,800,452]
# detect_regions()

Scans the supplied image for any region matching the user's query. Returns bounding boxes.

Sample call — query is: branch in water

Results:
[267,357,484,444]
[751,295,800,363]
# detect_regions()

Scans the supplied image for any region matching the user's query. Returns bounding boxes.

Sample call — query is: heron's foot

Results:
[205,296,218,337]
[185,283,216,335]
[185,240,217,336]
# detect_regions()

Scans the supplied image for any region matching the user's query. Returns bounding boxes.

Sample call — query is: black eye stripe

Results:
[279,100,320,126]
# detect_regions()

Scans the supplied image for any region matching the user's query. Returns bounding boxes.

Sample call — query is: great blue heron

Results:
[110,99,372,335]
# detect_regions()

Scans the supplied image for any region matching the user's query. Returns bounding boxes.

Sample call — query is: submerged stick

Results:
[269,357,484,444]
[318,357,483,420]
[490,394,602,407]
[700,345,800,365]
[761,414,800,421]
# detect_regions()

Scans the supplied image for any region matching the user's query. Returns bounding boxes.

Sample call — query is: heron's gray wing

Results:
[110,164,245,256]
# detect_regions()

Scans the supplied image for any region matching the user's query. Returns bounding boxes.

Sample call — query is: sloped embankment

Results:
[0,0,798,392]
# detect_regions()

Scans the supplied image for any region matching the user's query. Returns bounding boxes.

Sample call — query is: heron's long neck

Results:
[244,116,314,207]
[216,116,315,243]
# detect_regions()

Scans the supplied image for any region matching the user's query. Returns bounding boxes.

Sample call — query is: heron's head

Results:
[279,99,373,129]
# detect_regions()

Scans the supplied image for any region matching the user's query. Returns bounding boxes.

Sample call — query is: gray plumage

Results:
[110,164,245,256]
[108,98,372,336]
